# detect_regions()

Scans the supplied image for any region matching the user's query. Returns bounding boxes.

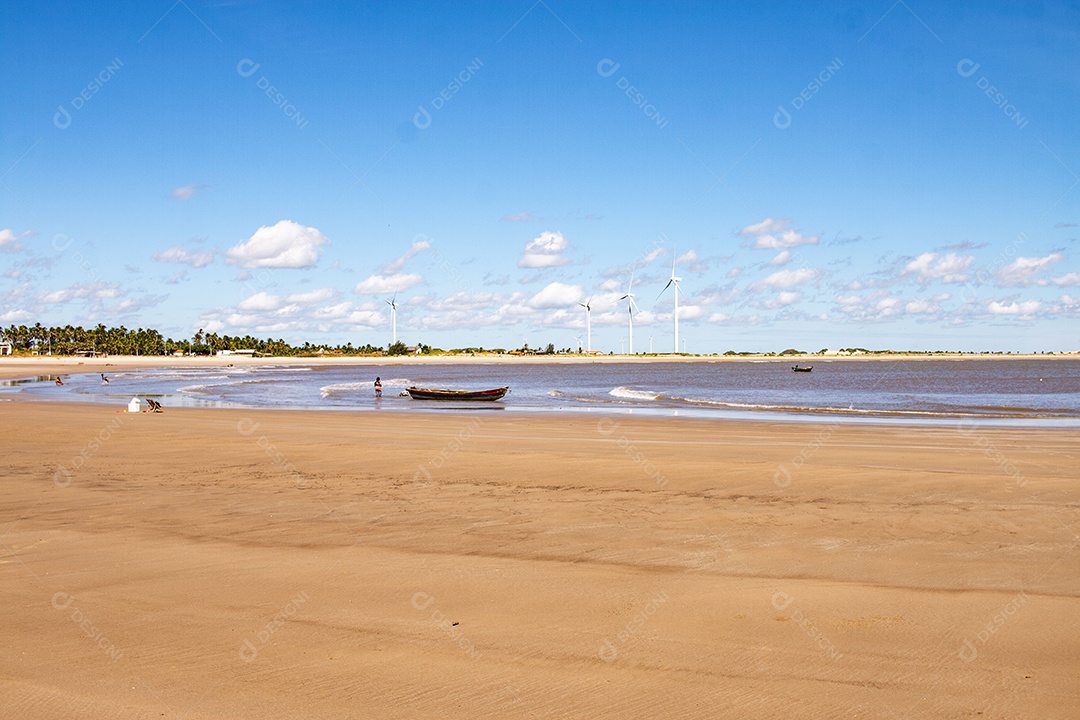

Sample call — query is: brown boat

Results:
[406,386,509,401]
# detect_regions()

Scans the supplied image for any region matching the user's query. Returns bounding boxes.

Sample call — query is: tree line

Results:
[0,323,391,356]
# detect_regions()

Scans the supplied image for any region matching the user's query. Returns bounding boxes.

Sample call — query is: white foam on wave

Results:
[143,371,230,381]
[320,382,367,398]
[320,378,410,398]
[177,383,212,395]
[250,365,313,373]
[177,378,255,395]
[609,386,660,401]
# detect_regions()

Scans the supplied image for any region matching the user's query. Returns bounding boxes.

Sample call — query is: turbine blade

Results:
[657,279,673,299]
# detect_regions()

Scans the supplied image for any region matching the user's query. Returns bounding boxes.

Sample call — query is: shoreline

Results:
[6,394,1078,430]
[1,351,1076,382]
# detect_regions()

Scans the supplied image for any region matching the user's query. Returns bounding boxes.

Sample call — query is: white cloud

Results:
[1058,294,1080,315]
[528,282,583,309]
[519,231,570,268]
[238,288,338,312]
[767,250,791,267]
[640,247,665,266]
[1051,271,1080,287]
[0,308,33,323]
[675,249,697,266]
[345,310,383,328]
[903,252,974,283]
[40,282,122,304]
[749,267,821,290]
[739,218,789,236]
[0,228,29,253]
[988,300,1042,317]
[353,273,423,295]
[905,298,938,314]
[237,292,281,311]
[753,229,820,249]
[154,244,214,268]
[225,220,329,269]
[758,291,802,309]
[677,304,704,320]
[502,211,532,222]
[995,254,1063,286]
[0,228,19,251]
[313,302,353,319]
[170,183,206,200]
[878,297,901,317]
[200,293,382,336]
[382,237,431,273]
[739,217,819,249]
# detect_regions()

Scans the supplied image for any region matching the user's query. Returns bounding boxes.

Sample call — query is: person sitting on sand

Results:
[374,376,382,397]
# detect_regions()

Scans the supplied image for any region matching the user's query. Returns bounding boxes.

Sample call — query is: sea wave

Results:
[667,395,1012,418]
[141,371,230,381]
[609,386,661,401]
[176,378,265,395]
[177,383,212,395]
[321,378,410,398]
[249,365,314,373]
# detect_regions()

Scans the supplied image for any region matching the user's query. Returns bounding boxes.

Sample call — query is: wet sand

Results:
[1,400,1077,718]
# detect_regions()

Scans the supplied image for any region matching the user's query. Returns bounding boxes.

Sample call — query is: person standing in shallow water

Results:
[374,376,382,397]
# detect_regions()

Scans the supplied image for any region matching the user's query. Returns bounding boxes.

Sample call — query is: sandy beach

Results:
[2,389,1077,718]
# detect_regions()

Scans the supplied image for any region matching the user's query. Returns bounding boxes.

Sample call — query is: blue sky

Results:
[2,0,1078,352]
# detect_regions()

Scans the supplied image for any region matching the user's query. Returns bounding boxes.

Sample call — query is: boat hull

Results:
[406,386,509,401]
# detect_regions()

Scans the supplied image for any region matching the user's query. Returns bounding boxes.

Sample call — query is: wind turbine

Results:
[386,295,398,345]
[620,270,638,354]
[577,297,592,352]
[574,335,583,353]
[658,246,682,354]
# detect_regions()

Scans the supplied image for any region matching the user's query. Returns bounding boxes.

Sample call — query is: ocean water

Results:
[5,358,1080,425]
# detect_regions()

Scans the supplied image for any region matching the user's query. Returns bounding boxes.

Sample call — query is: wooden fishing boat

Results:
[791,365,813,373]
[406,386,509,401]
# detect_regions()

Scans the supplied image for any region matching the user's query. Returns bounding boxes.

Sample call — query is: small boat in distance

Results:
[791,365,813,373]
[406,386,509,401]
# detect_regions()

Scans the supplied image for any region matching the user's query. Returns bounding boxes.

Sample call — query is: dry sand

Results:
[1,397,1078,718]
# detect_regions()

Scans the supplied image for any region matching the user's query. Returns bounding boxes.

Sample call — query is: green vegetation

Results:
[1,323,400,357]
